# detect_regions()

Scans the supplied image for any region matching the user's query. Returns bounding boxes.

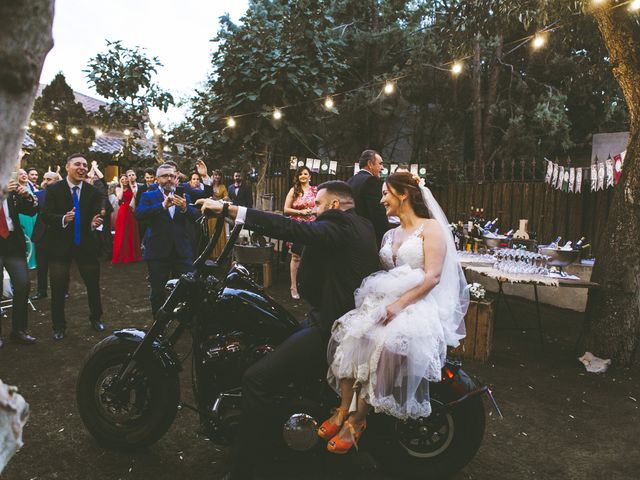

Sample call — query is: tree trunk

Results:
[145,111,164,164]
[581,7,640,365]
[472,36,483,181]
[483,35,503,175]
[0,0,54,191]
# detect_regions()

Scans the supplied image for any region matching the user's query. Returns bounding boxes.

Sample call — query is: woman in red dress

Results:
[283,166,317,299]
[112,173,142,264]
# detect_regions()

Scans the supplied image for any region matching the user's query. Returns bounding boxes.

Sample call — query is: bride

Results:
[317,171,469,454]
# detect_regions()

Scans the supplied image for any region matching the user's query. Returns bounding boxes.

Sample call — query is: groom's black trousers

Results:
[232,319,329,478]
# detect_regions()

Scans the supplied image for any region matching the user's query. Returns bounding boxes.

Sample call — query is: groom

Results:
[198,181,379,479]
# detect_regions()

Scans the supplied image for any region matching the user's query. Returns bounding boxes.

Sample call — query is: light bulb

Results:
[451,62,463,75]
[273,108,282,120]
[70,127,79,135]
[56,134,63,141]
[532,34,546,50]
[46,123,54,130]
[227,117,236,128]
[383,82,395,95]
[324,97,334,109]
[629,0,640,11]
[95,129,103,137]
[123,129,131,136]
[30,120,37,127]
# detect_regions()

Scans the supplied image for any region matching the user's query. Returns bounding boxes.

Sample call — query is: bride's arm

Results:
[383,220,445,324]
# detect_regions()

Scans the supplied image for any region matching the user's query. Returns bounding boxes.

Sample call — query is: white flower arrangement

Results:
[468,282,486,300]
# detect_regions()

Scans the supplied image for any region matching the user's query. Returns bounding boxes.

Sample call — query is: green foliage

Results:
[27,73,95,171]
[85,40,174,131]
[176,0,629,180]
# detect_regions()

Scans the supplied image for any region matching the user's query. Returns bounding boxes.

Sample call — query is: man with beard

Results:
[42,153,105,340]
[197,180,379,479]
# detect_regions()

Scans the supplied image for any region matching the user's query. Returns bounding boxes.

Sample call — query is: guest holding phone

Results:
[111,173,142,264]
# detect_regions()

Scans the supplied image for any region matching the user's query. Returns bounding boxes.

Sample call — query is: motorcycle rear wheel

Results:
[373,395,486,479]
[76,335,180,450]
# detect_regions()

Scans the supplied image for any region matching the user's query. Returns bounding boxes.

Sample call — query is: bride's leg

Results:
[318,378,353,439]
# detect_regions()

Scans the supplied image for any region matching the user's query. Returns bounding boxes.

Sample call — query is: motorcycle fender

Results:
[114,328,182,373]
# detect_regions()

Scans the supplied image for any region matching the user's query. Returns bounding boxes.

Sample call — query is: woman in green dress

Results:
[17,169,38,269]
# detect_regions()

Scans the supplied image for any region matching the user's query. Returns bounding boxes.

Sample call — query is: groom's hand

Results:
[196,198,239,220]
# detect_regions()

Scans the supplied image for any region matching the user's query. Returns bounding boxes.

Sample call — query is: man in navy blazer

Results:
[135,164,200,314]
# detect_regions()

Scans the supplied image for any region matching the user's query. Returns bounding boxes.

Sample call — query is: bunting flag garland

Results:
[575,167,582,193]
[390,163,398,173]
[329,161,337,175]
[320,158,330,173]
[605,157,614,188]
[353,163,360,175]
[410,164,419,175]
[289,156,298,169]
[562,169,570,192]
[591,163,598,192]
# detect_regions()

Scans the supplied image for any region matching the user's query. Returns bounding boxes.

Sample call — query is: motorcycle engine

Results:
[282,413,319,451]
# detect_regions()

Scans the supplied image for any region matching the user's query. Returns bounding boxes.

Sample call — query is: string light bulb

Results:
[46,123,54,130]
[451,62,463,75]
[56,134,63,141]
[324,96,334,109]
[383,82,395,95]
[95,129,103,136]
[123,129,131,136]
[532,33,547,50]
[629,0,640,11]
[30,120,37,127]
[70,127,79,135]
[227,117,236,128]
[273,108,282,120]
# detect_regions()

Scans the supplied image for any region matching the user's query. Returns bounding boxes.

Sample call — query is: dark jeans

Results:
[232,323,328,478]
[49,251,102,331]
[35,242,48,294]
[146,255,192,314]
[0,255,30,334]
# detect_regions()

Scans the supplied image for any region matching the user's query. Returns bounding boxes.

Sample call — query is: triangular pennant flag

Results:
[552,163,559,187]
[605,157,614,188]
[545,159,553,184]
[557,166,565,190]
[614,153,623,184]
[591,163,597,192]
[353,163,360,175]
[597,161,605,191]
[329,161,337,175]
[410,164,419,175]
[320,158,330,174]
[576,168,583,193]
[569,168,575,193]
[562,168,570,192]
[289,156,298,170]
[390,163,398,174]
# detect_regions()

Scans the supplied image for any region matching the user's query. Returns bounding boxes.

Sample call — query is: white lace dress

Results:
[327,224,465,420]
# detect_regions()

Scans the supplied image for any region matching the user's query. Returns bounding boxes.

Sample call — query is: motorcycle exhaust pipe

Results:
[432,385,503,419]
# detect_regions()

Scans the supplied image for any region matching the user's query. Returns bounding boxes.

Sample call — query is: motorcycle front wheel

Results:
[372,394,486,479]
[76,335,180,450]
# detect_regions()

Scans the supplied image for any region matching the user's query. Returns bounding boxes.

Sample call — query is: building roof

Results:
[35,84,108,113]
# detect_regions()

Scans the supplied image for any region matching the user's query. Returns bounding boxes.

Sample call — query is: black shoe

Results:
[10,331,37,345]
[53,330,65,340]
[30,291,48,300]
[90,320,106,332]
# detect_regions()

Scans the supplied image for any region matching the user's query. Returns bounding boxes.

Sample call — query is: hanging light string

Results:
[26,0,638,136]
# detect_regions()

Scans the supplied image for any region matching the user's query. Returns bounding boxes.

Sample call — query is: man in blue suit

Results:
[135,164,200,314]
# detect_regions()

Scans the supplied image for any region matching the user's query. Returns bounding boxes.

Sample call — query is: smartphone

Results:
[175,186,185,197]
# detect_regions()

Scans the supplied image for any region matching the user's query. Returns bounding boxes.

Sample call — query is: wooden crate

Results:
[451,298,495,362]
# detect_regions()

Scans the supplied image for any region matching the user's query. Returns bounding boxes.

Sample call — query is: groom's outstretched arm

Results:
[197,199,346,247]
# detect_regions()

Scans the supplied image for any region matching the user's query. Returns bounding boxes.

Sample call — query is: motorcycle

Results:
[77,207,501,479]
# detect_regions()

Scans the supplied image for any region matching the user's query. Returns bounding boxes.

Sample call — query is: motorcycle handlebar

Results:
[192,203,243,272]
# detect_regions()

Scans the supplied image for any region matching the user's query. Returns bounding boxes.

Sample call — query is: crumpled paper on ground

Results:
[578,352,612,373]
[0,380,29,474]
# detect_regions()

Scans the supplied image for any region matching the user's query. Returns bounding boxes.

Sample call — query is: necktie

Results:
[72,186,81,246]
[0,204,9,239]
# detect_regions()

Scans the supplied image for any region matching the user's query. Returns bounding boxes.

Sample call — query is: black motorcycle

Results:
[77,209,501,479]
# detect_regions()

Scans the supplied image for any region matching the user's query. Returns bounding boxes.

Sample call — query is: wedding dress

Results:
[327,187,468,420]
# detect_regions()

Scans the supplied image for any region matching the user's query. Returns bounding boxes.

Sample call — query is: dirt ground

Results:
[0,260,638,480]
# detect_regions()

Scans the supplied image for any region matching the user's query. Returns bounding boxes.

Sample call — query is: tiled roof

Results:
[36,84,107,113]
[89,135,124,154]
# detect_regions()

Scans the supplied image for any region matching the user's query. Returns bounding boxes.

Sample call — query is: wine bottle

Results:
[549,236,562,249]
[561,241,573,251]
[575,237,586,248]
[505,229,514,238]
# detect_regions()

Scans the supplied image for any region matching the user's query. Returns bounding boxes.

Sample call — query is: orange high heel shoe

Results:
[327,419,367,454]
[318,407,348,440]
